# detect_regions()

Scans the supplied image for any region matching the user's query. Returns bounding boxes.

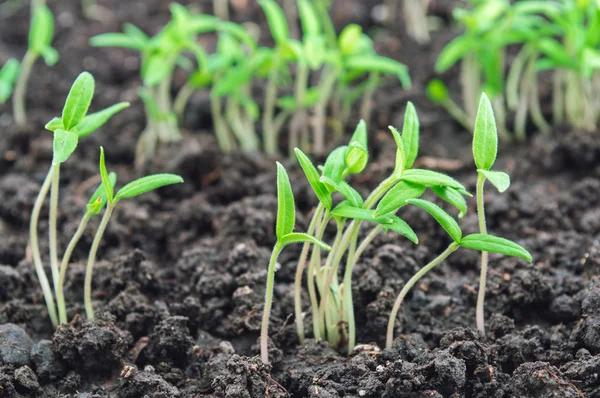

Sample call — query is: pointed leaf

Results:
[435,35,474,72]
[280,232,331,251]
[407,199,462,243]
[275,162,295,240]
[332,203,381,222]
[322,146,347,190]
[295,148,332,210]
[401,169,467,193]
[389,126,405,177]
[52,129,78,165]
[99,147,114,204]
[472,93,498,171]
[62,72,95,131]
[478,169,510,192]
[86,172,117,215]
[401,102,419,169]
[72,102,130,138]
[114,174,183,202]
[40,46,59,66]
[45,117,63,131]
[431,186,468,218]
[380,216,418,244]
[320,176,363,208]
[344,120,368,175]
[90,33,147,50]
[459,234,532,262]
[259,0,289,44]
[374,181,426,217]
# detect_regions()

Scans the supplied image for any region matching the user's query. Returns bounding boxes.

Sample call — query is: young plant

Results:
[260,162,331,364]
[0,59,19,104]
[84,147,183,320]
[30,72,129,327]
[12,5,58,125]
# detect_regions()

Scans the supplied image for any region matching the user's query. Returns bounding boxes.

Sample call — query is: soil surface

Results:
[1,0,600,397]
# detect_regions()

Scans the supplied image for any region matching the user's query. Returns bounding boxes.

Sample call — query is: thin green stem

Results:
[263,66,279,155]
[441,97,473,132]
[289,62,309,157]
[308,210,330,339]
[13,50,37,126]
[227,98,259,151]
[57,213,90,324]
[29,166,58,328]
[260,242,284,364]
[386,242,458,349]
[294,203,324,344]
[313,66,339,155]
[552,70,565,125]
[84,203,114,321]
[210,93,236,152]
[359,73,380,124]
[475,173,488,333]
[49,165,61,303]
[173,82,195,121]
[506,46,530,111]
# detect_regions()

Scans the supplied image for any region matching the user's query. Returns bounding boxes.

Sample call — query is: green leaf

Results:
[62,72,95,131]
[29,6,54,54]
[388,125,405,177]
[331,203,380,222]
[71,102,130,138]
[426,79,450,104]
[344,120,368,175]
[217,21,258,51]
[320,176,363,208]
[40,46,59,66]
[459,234,532,262]
[275,162,295,240]
[338,24,362,55]
[52,129,78,165]
[86,172,117,216]
[344,55,411,89]
[280,232,331,250]
[401,169,467,192]
[114,174,183,202]
[374,181,426,217]
[401,102,419,169]
[89,32,147,50]
[298,0,321,36]
[0,59,19,103]
[259,0,289,44]
[44,117,63,131]
[380,216,418,244]
[478,169,510,192]
[435,35,474,73]
[295,148,332,210]
[322,146,347,190]
[407,199,462,243]
[431,186,468,218]
[99,147,114,204]
[303,35,326,69]
[473,93,498,171]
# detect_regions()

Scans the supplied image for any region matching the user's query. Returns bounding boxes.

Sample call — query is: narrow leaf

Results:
[259,0,289,44]
[320,176,363,208]
[331,203,379,222]
[344,55,411,89]
[295,148,332,210]
[478,169,510,192]
[389,126,405,177]
[374,181,426,218]
[99,147,114,204]
[407,199,462,243]
[280,232,331,251]
[322,146,347,190]
[72,102,130,138]
[380,216,418,244]
[401,102,420,169]
[52,129,78,165]
[401,169,467,192]
[472,93,498,171]
[86,172,117,215]
[0,59,20,102]
[297,0,321,36]
[459,234,532,262]
[44,117,63,131]
[275,162,295,240]
[89,33,146,50]
[435,35,474,72]
[431,186,468,218]
[62,72,95,131]
[114,174,184,202]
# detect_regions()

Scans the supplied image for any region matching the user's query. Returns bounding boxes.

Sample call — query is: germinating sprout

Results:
[30,72,129,328]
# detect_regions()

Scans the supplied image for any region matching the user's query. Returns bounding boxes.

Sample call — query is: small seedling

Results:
[30,72,129,328]
[260,162,331,364]
[12,5,58,125]
[0,59,20,103]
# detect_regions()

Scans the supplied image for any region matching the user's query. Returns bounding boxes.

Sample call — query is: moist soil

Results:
[1,1,599,397]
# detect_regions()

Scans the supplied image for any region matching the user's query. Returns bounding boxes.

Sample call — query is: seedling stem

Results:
[475,172,488,333]
[12,50,36,126]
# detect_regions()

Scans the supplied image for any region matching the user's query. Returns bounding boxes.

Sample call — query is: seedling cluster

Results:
[429,0,600,139]
[89,1,409,162]
[29,72,182,327]
[260,94,532,364]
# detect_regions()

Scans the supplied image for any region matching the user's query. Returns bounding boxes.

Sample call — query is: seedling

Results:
[260,162,331,364]
[84,147,183,320]
[30,72,129,327]
[0,59,19,103]
[12,5,58,126]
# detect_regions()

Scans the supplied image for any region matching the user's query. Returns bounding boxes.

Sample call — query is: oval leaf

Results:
[45,117,63,131]
[99,147,114,204]
[274,162,295,240]
[62,72,95,131]
[407,198,462,243]
[473,93,498,171]
[478,169,510,192]
[459,234,532,262]
[344,120,368,175]
[71,102,130,138]
[52,129,78,165]
[280,232,331,251]
[114,174,183,202]
[374,181,426,218]
[295,148,332,210]
[401,102,420,169]
[431,186,468,218]
[401,169,467,193]
[426,79,450,103]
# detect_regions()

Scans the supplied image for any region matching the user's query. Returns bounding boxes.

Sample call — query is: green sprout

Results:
[385,93,531,348]
[0,59,20,103]
[260,162,331,364]
[30,72,129,328]
[12,5,58,126]
[84,148,183,320]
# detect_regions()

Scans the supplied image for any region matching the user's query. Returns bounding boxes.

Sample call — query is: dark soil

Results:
[1,0,599,397]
